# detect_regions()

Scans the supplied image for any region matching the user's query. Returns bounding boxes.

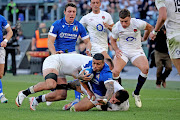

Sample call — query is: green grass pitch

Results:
[0,73,180,120]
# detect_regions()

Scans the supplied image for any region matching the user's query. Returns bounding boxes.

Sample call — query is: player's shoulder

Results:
[100,10,111,16]
[112,21,121,31]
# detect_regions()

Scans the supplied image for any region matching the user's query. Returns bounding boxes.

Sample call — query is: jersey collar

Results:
[63,17,75,26]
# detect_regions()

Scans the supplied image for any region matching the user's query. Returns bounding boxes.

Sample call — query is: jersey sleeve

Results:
[134,19,147,30]
[102,72,114,83]
[107,13,114,25]
[1,16,9,29]
[81,60,92,69]
[79,23,89,40]
[48,21,58,37]
[155,0,166,10]
[111,24,119,39]
[79,16,87,28]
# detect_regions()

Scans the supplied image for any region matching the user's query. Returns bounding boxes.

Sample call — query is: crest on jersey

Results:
[96,74,100,80]
[134,29,137,33]
[102,16,105,20]
[73,26,78,32]
[62,25,65,28]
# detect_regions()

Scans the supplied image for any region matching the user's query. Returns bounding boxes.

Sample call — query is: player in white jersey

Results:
[110,9,152,108]
[61,79,129,111]
[79,0,114,58]
[150,0,180,74]
[15,54,92,110]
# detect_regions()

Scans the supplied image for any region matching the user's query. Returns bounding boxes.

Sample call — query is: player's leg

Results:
[16,68,58,107]
[71,97,95,111]
[161,53,172,88]
[154,50,163,88]
[101,51,112,59]
[171,59,180,74]
[112,55,127,85]
[0,48,8,103]
[132,55,149,108]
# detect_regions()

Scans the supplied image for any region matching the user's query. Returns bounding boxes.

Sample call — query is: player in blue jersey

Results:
[0,15,13,103]
[48,2,91,55]
[47,3,92,106]
[64,53,129,111]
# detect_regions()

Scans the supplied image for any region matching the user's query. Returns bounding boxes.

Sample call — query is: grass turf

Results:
[0,73,180,120]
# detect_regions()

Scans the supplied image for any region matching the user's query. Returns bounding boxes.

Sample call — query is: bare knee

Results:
[141,67,149,74]
[46,81,57,90]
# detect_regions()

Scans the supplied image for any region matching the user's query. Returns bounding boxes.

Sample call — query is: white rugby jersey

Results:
[80,10,114,47]
[155,0,180,39]
[111,18,146,51]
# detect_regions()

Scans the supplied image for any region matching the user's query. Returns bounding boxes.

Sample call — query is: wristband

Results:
[103,99,108,104]
[4,39,8,43]
[152,30,158,35]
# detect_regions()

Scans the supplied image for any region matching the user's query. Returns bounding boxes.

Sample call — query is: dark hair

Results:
[93,53,104,60]
[105,58,114,69]
[119,9,130,19]
[65,2,77,11]
[115,90,129,105]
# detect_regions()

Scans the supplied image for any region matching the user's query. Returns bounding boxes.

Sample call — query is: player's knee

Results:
[112,69,121,76]
[0,74,3,79]
[45,73,58,89]
[46,81,57,89]
[142,66,149,74]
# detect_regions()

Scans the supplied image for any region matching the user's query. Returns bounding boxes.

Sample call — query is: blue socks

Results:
[74,90,81,100]
[134,74,147,95]
[0,79,3,94]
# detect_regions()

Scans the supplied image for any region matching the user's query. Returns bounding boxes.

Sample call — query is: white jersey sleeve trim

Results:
[4,24,10,29]
[48,32,57,37]
[155,0,166,10]
[81,35,89,40]
[104,79,114,84]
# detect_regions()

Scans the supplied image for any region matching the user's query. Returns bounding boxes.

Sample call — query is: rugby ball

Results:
[79,68,94,82]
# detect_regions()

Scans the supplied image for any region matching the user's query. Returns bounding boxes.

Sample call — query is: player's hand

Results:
[115,49,122,58]
[96,99,108,105]
[77,70,92,81]
[1,41,7,47]
[103,22,109,29]
[149,32,156,40]
[87,91,96,101]
[56,50,64,54]
[86,50,91,56]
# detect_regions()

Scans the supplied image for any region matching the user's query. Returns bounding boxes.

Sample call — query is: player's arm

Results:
[104,81,114,101]
[31,36,36,51]
[1,26,13,47]
[83,37,91,56]
[142,22,152,41]
[103,23,114,32]
[110,36,122,58]
[48,35,62,54]
[154,7,167,33]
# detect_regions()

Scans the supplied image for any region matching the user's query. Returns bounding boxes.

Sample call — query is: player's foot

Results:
[132,92,142,108]
[62,99,79,110]
[0,95,8,103]
[162,82,166,88]
[156,84,161,88]
[15,91,26,107]
[29,97,38,111]
[46,101,52,106]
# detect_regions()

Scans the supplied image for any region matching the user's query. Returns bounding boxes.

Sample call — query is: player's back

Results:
[59,54,92,75]
[156,0,180,38]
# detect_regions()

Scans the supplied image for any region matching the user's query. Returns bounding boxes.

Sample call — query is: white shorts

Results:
[42,55,65,78]
[91,43,108,56]
[120,48,146,63]
[0,47,5,64]
[167,36,180,59]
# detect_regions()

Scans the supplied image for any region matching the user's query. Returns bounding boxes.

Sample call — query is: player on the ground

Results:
[110,9,152,108]
[63,53,129,111]
[150,0,180,74]
[0,15,13,103]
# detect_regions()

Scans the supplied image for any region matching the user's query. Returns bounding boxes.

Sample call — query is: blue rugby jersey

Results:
[48,17,89,53]
[0,15,9,46]
[82,60,113,96]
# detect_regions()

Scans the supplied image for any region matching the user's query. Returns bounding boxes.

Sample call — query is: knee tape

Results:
[45,73,57,82]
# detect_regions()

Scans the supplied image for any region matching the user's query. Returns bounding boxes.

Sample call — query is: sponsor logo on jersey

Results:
[73,26,78,32]
[134,29,137,33]
[59,32,77,39]
[102,16,105,20]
